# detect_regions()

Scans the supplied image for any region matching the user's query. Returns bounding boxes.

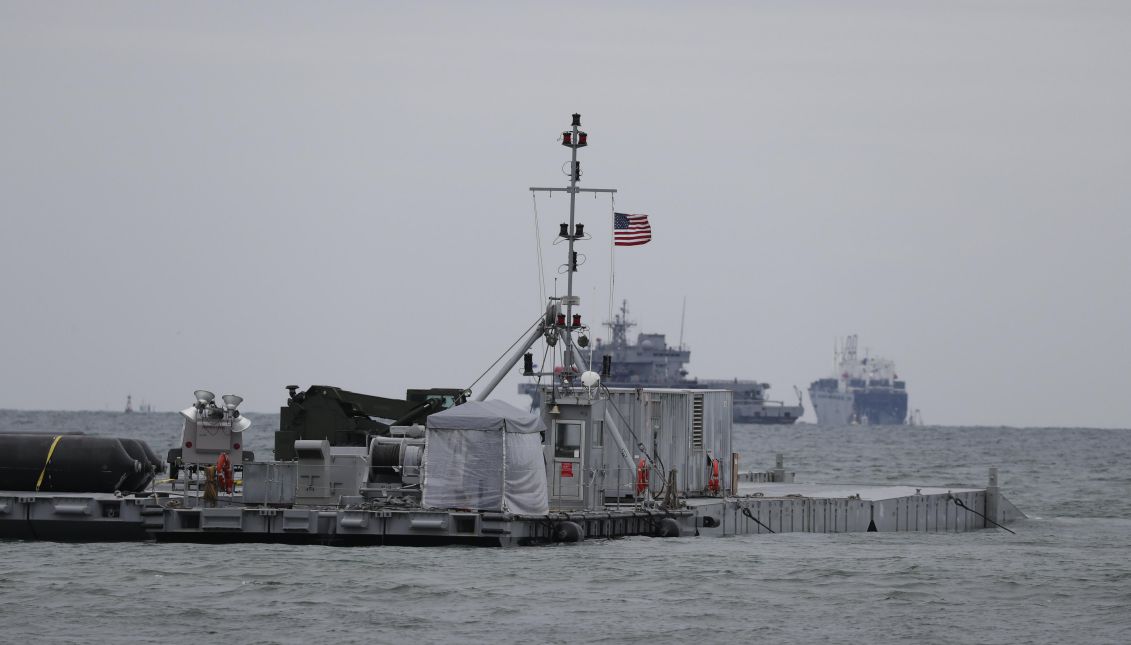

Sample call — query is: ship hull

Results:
[809,389,856,426]
[809,387,908,426]
[852,390,908,425]
[733,403,803,425]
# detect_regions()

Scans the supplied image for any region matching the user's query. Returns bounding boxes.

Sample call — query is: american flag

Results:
[614,213,651,246]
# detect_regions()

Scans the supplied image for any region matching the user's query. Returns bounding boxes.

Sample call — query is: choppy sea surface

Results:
[1,410,1129,644]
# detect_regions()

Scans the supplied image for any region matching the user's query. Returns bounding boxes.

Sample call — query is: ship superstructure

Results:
[527,300,804,425]
[808,335,909,425]
[583,301,690,386]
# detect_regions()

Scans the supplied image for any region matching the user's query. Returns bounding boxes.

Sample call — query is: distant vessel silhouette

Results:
[809,335,909,425]
[522,300,804,424]
[125,395,154,413]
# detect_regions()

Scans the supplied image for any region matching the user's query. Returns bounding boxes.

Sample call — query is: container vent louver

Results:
[691,395,705,449]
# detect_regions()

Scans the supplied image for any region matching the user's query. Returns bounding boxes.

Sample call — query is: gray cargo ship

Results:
[809,335,909,425]
[520,301,804,425]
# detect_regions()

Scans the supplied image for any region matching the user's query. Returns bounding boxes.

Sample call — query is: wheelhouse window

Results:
[554,421,582,458]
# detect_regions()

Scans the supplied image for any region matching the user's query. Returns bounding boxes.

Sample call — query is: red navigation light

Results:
[562,132,572,146]
[572,314,581,327]
[577,132,588,146]
[233,443,241,450]
[556,313,566,326]
[185,441,193,448]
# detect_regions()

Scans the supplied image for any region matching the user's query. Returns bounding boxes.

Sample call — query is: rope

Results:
[608,193,616,327]
[531,192,546,313]
[35,435,63,491]
[949,494,1016,534]
[465,315,544,393]
[741,505,775,533]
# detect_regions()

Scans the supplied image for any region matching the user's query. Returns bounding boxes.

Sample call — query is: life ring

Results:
[216,453,234,494]
[707,457,721,494]
[635,458,650,495]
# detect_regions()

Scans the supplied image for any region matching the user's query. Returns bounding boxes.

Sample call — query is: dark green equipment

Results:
[274,385,466,460]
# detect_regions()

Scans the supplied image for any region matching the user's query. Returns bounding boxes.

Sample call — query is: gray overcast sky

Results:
[1,1,1128,427]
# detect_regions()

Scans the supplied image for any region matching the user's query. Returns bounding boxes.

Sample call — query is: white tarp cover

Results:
[422,400,549,515]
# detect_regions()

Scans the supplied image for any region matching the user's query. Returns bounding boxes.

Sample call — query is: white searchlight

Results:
[222,394,243,411]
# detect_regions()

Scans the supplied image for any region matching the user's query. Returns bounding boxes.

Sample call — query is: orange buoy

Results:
[636,458,650,495]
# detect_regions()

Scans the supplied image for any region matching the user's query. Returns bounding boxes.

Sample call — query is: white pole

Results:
[608,195,616,329]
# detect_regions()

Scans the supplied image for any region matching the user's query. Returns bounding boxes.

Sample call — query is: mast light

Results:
[562,131,572,146]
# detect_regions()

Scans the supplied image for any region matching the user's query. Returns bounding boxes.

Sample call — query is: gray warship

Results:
[522,300,804,425]
[809,335,910,425]
[0,114,1020,545]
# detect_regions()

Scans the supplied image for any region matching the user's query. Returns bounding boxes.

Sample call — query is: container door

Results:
[552,420,584,500]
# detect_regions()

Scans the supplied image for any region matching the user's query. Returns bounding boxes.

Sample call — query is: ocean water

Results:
[1,410,1128,644]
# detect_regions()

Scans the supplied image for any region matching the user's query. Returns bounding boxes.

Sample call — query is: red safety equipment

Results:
[216,453,234,494]
[636,458,650,495]
[708,458,721,494]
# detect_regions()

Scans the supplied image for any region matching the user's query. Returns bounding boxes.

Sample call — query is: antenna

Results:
[678,296,687,350]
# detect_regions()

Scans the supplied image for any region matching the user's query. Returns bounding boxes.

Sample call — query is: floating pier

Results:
[0,459,1021,545]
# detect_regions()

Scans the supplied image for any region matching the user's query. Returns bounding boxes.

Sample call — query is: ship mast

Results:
[603,299,635,351]
[472,114,617,400]
[530,113,617,373]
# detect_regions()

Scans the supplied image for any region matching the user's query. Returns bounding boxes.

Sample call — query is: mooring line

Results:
[741,506,775,534]
[948,494,1016,534]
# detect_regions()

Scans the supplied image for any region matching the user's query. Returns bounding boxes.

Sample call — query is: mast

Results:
[565,115,579,327]
[530,113,617,374]
[604,299,634,351]
[473,113,617,400]
[678,296,687,350]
